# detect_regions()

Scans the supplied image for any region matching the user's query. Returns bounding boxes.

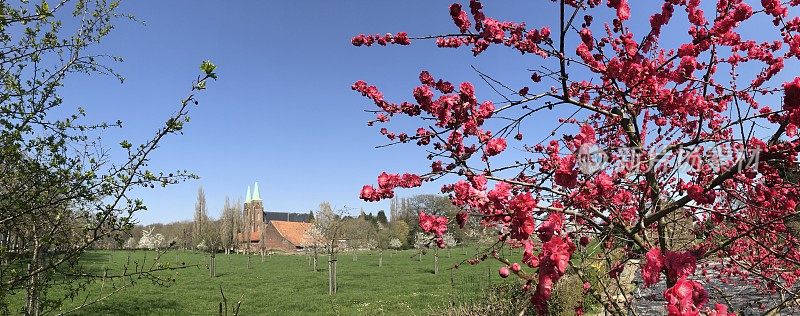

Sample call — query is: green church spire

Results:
[252,181,261,201]
[245,185,252,203]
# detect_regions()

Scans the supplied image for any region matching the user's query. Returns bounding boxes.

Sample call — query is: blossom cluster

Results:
[351,32,410,46]
[418,211,449,247]
[352,0,800,315]
[359,172,421,202]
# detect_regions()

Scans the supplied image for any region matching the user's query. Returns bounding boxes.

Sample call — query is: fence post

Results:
[328,258,333,295]
[333,259,337,293]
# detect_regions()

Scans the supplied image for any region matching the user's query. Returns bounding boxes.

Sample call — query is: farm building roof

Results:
[270,220,313,246]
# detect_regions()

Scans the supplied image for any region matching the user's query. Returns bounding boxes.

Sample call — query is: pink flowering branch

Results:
[352,0,800,314]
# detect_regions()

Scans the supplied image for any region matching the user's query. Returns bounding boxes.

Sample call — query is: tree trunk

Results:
[418,252,422,262]
[210,253,216,278]
[328,256,337,295]
[313,255,317,272]
[434,249,439,275]
[25,242,41,316]
[379,251,383,267]
[247,253,251,269]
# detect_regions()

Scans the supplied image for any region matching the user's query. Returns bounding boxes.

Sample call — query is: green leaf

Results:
[200,60,216,75]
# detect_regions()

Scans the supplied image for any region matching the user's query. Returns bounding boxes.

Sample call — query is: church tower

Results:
[250,181,264,232]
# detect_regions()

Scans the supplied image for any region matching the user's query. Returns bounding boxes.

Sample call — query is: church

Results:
[239,181,313,252]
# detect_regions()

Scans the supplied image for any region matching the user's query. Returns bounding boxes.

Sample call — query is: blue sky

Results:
[57,1,554,224]
[56,1,795,224]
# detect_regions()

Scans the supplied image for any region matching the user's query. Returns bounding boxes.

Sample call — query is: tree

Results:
[441,233,457,258]
[375,226,393,267]
[123,237,137,250]
[397,194,459,245]
[314,202,347,295]
[388,238,402,254]
[0,1,218,313]
[340,216,376,261]
[353,1,800,314]
[387,220,410,249]
[220,197,243,254]
[302,226,325,272]
[376,210,388,225]
[205,219,222,277]
[257,222,268,261]
[412,232,428,262]
[137,227,166,251]
[306,210,315,223]
[389,197,400,223]
[193,186,210,248]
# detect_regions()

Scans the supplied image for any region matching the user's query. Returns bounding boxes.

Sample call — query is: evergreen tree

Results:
[376,210,388,225]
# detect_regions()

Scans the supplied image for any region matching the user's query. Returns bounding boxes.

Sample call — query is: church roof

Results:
[269,220,312,246]
[245,186,252,203]
[263,211,309,222]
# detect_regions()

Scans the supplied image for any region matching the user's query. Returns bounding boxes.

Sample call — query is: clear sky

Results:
[56,1,792,224]
[55,1,548,224]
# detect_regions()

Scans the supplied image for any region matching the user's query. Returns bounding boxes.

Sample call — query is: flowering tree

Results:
[412,232,428,262]
[137,227,165,251]
[389,238,403,252]
[441,233,458,259]
[123,237,138,250]
[354,0,800,315]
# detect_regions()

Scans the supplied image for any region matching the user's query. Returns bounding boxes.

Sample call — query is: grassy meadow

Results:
[11,248,518,315]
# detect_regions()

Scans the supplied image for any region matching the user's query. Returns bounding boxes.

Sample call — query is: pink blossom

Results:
[418,211,448,237]
[666,251,697,283]
[643,247,664,287]
[663,277,707,316]
[449,4,472,33]
[554,155,579,188]
[486,138,507,156]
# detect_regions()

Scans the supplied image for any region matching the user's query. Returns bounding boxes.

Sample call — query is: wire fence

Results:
[447,266,495,307]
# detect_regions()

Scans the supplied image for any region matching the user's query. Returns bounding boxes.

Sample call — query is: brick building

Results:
[238,182,312,252]
[262,220,313,252]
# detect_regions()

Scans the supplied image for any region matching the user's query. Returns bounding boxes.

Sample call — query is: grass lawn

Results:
[10,247,519,315]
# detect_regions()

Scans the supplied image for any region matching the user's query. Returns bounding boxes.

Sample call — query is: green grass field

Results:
[12,248,518,315]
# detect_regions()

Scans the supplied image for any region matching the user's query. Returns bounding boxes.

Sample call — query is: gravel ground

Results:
[629,273,800,315]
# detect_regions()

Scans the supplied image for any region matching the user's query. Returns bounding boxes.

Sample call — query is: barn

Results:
[262,220,313,252]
